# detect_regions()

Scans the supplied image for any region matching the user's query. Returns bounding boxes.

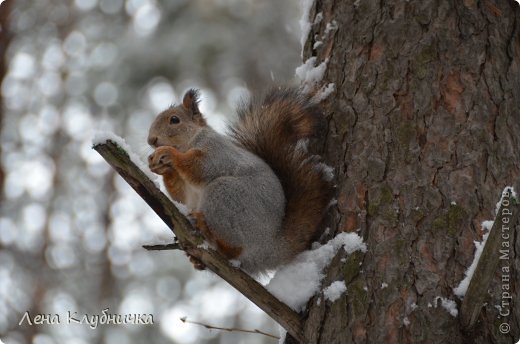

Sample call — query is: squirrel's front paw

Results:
[148,146,176,175]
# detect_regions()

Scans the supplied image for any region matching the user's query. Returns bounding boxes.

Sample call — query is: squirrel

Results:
[147,87,333,274]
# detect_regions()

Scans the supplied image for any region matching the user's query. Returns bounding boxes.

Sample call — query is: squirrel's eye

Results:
[169,116,180,124]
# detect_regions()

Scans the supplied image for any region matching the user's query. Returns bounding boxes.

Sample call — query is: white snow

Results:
[278,327,287,344]
[323,20,338,36]
[197,241,210,250]
[299,0,315,54]
[173,200,190,216]
[495,186,517,215]
[453,221,492,298]
[434,297,458,317]
[323,280,346,302]
[381,282,388,289]
[327,199,338,209]
[295,57,328,93]
[454,186,517,298]
[266,232,367,311]
[481,220,494,231]
[313,82,335,101]
[313,41,323,49]
[229,259,241,268]
[403,317,410,326]
[323,227,331,236]
[92,131,159,186]
[314,12,323,25]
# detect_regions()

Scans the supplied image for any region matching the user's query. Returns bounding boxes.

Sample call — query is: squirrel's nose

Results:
[148,135,158,147]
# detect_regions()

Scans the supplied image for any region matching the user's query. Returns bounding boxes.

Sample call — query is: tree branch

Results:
[142,242,181,251]
[93,140,304,342]
[180,317,280,339]
[460,189,519,329]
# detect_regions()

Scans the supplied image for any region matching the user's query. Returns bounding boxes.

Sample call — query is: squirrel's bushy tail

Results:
[230,87,334,260]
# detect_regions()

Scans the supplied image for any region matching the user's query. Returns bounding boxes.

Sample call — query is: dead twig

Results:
[142,242,182,251]
[180,317,280,340]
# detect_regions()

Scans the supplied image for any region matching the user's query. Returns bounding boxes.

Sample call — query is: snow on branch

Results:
[92,138,304,342]
[459,187,519,330]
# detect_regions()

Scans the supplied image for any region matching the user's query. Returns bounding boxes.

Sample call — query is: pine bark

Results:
[299,0,520,343]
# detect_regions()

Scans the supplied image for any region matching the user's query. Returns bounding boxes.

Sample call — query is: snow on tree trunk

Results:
[295,1,520,343]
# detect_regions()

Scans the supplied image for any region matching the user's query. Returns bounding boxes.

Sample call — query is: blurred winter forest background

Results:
[0,0,303,343]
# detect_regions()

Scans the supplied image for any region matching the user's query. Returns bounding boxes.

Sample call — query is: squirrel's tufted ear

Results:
[182,89,201,114]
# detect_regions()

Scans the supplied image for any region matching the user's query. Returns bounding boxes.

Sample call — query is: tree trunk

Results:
[299,0,520,343]
[0,0,13,200]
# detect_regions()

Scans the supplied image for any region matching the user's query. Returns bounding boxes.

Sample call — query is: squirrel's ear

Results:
[182,89,201,114]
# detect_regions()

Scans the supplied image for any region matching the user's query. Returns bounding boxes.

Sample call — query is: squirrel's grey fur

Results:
[188,127,288,272]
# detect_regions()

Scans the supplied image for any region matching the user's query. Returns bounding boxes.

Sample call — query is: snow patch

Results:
[327,199,338,209]
[266,232,367,311]
[295,57,328,93]
[324,20,338,36]
[323,280,346,302]
[381,282,388,289]
[403,317,410,327]
[299,0,315,54]
[314,12,323,25]
[197,241,210,250]
[173,200,190,216]
[453,221,491,298]
[313,83,335,102]
[454,186,516,298]
[92,131,159,186]
[481,220,494,231]
[229,259,241,268]
[278,327,287,344]
[313,40,323,49]
[495,186,517,215]
[434,297,458,317]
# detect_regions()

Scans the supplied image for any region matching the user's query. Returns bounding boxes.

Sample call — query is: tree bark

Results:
[300,0,520,343]
[0,0,13,202]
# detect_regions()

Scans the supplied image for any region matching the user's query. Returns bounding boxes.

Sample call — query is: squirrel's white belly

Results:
[184,183,204,211]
